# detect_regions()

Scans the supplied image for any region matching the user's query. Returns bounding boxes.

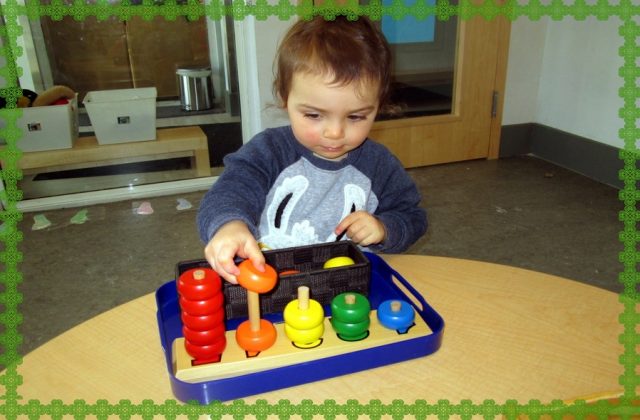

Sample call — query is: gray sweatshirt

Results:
[197,125,427,253]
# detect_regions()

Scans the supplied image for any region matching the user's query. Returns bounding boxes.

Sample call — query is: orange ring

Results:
[237,260,278,293]
[235,319,277,352]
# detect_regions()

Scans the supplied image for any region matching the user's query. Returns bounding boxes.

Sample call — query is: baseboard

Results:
[500,123,624,189]
[14,176,218,213]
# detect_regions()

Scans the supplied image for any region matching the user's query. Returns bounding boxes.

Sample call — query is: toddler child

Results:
[197,15,427,284]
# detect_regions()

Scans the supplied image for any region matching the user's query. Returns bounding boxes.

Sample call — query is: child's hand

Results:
[204,220,265,284]
[335,211,386,247]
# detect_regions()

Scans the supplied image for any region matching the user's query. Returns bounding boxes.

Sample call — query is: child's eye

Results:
[348,115,367,121]
[304,112,321,119]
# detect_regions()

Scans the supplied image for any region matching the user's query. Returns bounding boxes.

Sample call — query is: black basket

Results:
[176,241,370,320]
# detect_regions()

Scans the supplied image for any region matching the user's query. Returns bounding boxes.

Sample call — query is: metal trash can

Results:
[176,67,214,111]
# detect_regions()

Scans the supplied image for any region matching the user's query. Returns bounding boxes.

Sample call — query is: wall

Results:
[503,17,624,149]
[502,18,546,125]
[255,17,293,132]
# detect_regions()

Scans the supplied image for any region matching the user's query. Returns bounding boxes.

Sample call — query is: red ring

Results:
[179,293,224,316]
[181,307,225,331]
[184,336,227,360]
[177,268,222,300]
[183,323,227,346]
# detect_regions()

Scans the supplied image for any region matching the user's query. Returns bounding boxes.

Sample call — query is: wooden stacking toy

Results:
[283,286,324,348]
[177,268,226,365]
[235,260,278,356]
[165,243,444,403]
[377,299,415,334]
[330,292,371,341]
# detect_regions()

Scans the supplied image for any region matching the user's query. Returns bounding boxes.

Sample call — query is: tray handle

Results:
[365,252,445,334]
[367,252,427,306]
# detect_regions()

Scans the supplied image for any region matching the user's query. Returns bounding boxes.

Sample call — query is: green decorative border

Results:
[0,0,637,417]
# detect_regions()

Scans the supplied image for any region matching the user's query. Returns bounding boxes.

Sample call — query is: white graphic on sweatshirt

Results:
[324,184,367,242]
[257,159,378,250]
[259,172,373,249]
[259,175,317,248]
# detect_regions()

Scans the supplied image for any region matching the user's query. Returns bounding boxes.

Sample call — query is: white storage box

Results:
[83,87,157,144]
[13,95,79,152]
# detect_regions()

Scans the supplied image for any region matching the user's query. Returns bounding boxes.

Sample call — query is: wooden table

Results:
[13,126,211,177]
[15,255,623,404]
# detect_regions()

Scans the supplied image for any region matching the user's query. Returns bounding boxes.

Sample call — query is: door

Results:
[370,15,511,168]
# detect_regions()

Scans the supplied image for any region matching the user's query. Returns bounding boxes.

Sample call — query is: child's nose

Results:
[323,121,345,139]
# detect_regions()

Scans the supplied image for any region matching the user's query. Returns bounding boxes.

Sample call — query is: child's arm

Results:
[197,129,284,282]
[352,143,427,253]
[204,220,265,284]
[371,173,427,253]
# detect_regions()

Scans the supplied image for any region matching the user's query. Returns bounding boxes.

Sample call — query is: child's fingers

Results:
[220,246,242,280]
[244,240,266,272]
[335,212,358,236]
[206,244,240,284]
[214,253,240,284]
[217,261,239,284]
[347,224,368,244]
[336,211,385,245]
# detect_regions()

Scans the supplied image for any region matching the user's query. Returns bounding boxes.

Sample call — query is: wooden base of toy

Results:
[172,309,432,384]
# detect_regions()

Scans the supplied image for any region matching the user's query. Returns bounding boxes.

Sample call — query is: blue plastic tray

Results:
[155,252,445,403]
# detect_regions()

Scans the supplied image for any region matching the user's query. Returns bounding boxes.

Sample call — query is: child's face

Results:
[286,71,379,160]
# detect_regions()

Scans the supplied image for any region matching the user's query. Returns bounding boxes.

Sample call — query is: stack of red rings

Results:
[177,268,226,365]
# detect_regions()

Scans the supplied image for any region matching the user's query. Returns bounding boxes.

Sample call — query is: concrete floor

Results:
[15,155,622,356]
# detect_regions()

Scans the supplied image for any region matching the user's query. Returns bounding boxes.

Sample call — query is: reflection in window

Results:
[39,14,211,103]
[368,0,458,121]
[17,1,244,200]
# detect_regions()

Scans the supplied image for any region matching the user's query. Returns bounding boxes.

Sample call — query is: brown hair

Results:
[273,16,392,113]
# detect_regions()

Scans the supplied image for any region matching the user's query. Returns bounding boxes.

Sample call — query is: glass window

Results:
[365,0,459,120]
[15,3,244,200]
